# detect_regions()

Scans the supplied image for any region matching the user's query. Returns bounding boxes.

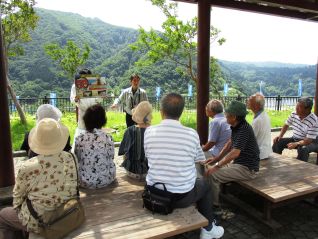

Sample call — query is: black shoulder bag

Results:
[142,182,174,215]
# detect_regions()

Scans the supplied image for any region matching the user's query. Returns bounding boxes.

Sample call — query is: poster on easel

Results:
[75,74,108,98]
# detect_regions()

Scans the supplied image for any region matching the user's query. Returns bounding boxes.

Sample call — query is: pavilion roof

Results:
[174,0,318,23]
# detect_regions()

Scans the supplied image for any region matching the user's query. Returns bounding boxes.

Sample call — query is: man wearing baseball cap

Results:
[204,100,260,213]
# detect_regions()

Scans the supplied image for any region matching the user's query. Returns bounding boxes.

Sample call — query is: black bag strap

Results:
[151,182,168,192]
[26,153,79,224]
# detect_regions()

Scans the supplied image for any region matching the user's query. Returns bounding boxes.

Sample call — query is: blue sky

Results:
[36,0,318,65]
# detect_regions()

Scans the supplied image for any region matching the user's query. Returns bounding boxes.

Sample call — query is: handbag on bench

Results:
[26,154,85,239]
[142,182,174,215]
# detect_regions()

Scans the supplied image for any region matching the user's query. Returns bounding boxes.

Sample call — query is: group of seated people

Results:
[1,88,317,239]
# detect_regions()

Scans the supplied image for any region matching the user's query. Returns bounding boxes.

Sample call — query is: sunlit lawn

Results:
[10,109,291,151]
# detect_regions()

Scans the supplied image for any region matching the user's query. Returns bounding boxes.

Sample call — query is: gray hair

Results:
[206,100,223,114]
[298,97,313,110]
[160,93,185,119]
[253,93,265,109]
[36,104,62,123]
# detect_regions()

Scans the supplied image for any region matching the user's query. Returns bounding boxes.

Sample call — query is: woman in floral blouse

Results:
[75,104,116,189]
[0,118,77,239]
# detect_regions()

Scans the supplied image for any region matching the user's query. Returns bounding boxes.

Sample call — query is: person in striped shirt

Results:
[272,97,318,162]
[111,74,148,127]
[205,100,260,213]
[144,93,224,239]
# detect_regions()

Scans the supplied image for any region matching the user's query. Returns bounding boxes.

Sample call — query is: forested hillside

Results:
[8,8,316,98]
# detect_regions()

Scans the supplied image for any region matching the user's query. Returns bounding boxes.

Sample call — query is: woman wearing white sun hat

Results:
[0,118,77,238]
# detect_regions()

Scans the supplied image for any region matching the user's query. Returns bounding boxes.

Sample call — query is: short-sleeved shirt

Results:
[75,128,116,189]
[113,87,148,115]
[144,119,205,193]
[286,112,318,140]
[208,113,231,156]
[231,120,260,171]
[252,111,272,160]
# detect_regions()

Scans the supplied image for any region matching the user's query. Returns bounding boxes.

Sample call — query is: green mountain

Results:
[8,8,316,98]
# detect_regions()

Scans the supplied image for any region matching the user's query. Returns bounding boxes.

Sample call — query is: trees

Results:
[1,0,39,124]
[44,40,91,80]
[130,0,225,94]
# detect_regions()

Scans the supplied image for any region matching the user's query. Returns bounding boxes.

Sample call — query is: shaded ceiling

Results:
[174,0,318,23]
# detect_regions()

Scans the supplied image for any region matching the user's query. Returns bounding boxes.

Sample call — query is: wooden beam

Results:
[315,58,318,116]
[256,0,318,13]
[208,0,318,22]
[197,0,210,144]
[0,23,14,187]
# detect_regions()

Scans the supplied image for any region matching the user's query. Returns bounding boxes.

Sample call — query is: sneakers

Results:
[200,221,224,239]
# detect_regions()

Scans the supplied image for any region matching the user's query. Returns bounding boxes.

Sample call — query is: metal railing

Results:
[8,95,312,116]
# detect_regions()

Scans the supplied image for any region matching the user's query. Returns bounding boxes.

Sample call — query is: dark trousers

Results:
[125,113,135,128]
[173,178,214,224]
[272,137,318,162]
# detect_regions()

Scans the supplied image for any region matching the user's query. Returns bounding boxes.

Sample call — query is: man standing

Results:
[272,97,318,161]
[205,101,260,212]
[247,93,272,160]
[111,74,148,127]
[202,100,231,159]
[144,93,224,239]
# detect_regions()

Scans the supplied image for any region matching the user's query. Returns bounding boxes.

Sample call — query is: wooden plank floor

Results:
[2,154,207,238]
[237,153,318,203]
[67,169,208,239]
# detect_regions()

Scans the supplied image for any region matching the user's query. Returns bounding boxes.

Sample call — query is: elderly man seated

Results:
[202,99,231,159]
[205,101,260,213]
[272,97,318,162]
[145,93,224,239]
[247,93,272,160]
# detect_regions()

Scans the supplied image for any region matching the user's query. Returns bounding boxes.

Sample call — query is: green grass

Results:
[10,109,292,151]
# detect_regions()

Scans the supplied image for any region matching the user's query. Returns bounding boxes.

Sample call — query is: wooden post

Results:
[0,23,15,187]
[197,0,210,144]
[315,58,318,116]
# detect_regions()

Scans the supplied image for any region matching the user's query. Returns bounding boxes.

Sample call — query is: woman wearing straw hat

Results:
[118,101,152,180]
[74,104,116,189]
[0,118,77,238]
[20,104,72,158]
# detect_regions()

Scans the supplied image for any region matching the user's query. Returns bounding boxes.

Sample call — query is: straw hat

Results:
[36,104,62,123]
[29,118,69,155]
[132,101,153,124]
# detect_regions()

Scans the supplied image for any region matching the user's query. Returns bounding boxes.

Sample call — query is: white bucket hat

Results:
[132,101,153,124]
[29,118,69,155]
[36,104,62,123]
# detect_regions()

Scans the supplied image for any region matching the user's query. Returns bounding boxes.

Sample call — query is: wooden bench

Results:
[66,169,208,239]
[2,155,207,238]
[221,153,318,229]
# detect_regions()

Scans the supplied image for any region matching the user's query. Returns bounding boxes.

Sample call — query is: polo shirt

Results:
[144,119,205,193]
[231,119,260,171]
[286,112,318,140]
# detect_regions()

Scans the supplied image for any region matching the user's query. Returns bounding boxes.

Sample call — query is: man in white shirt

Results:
[272,97,318,161]
[111,74,148,127]
[247,93,272,160]
[144,93,224,239]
